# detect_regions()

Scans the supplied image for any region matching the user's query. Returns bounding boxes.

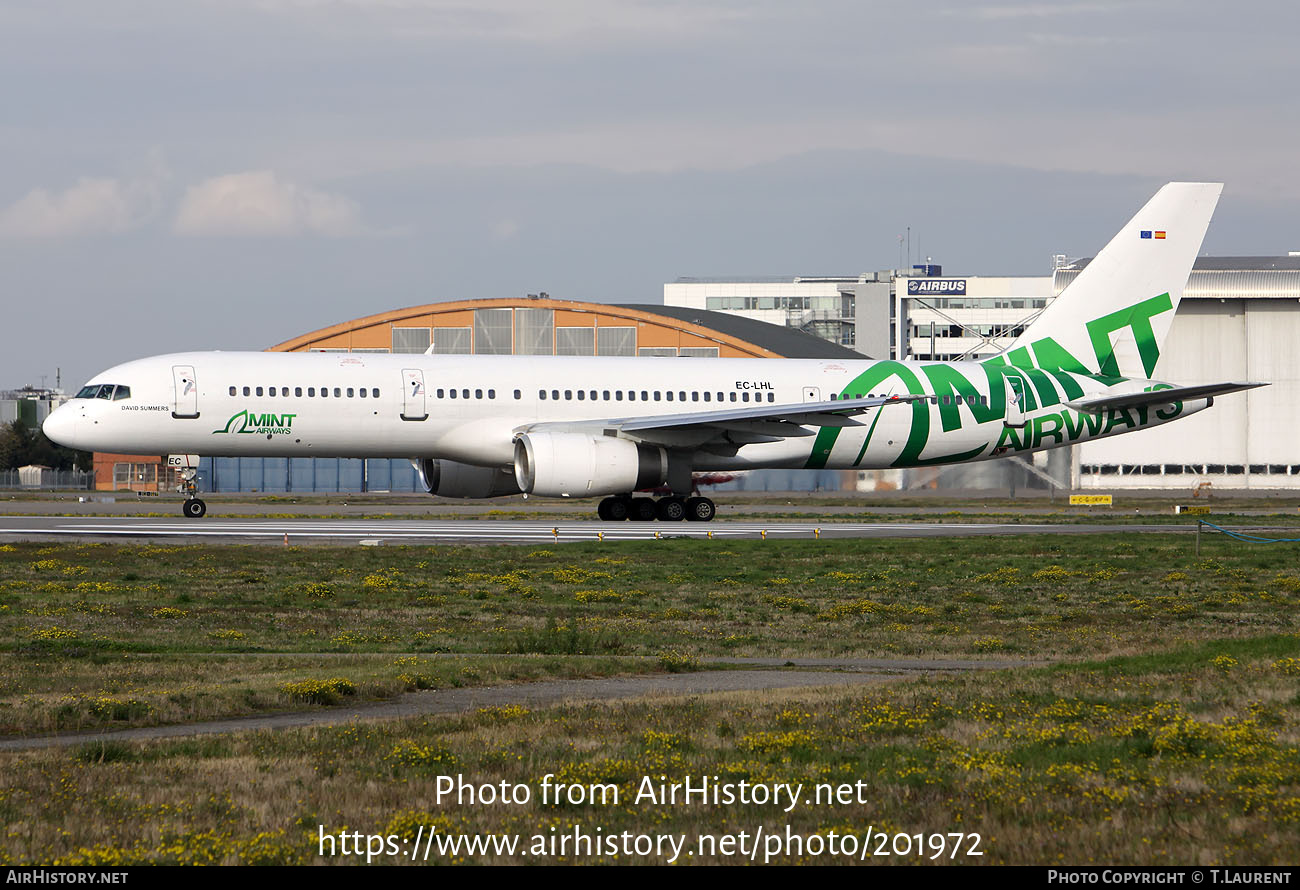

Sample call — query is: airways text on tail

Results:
[43,182,1264,521]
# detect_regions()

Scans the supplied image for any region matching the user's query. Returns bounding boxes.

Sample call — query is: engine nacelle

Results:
[413,458,522,499]
[513,432,667,498]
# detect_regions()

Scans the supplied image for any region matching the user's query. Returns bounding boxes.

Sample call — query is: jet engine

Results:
[413,458,522,499]
[513,432,667,498]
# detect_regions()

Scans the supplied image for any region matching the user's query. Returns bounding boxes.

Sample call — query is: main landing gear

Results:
[596,495,716,522]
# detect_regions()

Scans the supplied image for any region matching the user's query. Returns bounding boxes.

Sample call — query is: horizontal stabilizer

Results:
[1067,381,1266,413]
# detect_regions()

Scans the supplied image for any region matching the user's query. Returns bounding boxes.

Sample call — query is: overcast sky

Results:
[2,0,1297,389]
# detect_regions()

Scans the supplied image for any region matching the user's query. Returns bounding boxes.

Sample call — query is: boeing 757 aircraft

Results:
[43,182,1262,521]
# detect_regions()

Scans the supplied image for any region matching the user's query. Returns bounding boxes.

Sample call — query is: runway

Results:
[0,514,1201,544]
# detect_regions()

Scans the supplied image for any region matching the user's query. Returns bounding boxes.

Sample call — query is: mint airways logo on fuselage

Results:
[212,409,297,436]
[803,294,1184,470]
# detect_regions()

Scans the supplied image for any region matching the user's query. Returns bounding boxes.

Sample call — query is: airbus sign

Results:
[907,279,967,295]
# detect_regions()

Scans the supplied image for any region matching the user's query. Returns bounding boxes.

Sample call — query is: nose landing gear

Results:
[178,467,207,519]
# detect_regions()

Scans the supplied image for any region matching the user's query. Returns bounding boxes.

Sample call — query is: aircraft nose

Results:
[42,406,78,448]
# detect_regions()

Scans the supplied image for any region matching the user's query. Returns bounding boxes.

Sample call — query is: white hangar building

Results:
[666,255,1300,491]
[1065,255,1300,490]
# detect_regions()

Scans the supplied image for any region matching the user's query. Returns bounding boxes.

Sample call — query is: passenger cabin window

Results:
[372,389,380,398]
[347,388,355,398]
[229,386,237,396]
[514,390,521,400]
[333,388,341,398]
[308,387,316,397]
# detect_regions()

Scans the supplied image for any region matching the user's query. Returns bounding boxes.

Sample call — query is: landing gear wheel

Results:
[656,497,686,522]
[685,496,715,522]
[598,497,630,522]
[182,498,207,519]
[628,497,658,522]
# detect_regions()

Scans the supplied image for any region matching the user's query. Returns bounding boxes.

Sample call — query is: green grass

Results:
[3,537,1299,667]
[0,652,664,735]
[0,534,1299,864]
[0,634,1297,864]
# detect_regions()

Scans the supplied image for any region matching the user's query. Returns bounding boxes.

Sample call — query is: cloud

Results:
[173,170,365,236]
[246,0,761,46]
[959,2,1132,19]
[0,176,160,238]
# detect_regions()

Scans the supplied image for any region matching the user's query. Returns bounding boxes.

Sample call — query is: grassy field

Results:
[1,533,1298,864]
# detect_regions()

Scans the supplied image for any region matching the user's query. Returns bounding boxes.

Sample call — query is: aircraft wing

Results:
[1067,381,1267,414]
[517,394,925,448]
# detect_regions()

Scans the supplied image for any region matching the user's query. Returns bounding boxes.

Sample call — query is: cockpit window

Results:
[75,383,130,400]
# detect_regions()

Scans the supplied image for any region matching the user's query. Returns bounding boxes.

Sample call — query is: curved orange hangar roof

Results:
[267,297,787,358]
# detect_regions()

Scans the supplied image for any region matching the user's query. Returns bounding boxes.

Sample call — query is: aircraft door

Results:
[802,386,821,402]
[172,365,199,419]
[401,368,428,421]
[1005,376,1028,428]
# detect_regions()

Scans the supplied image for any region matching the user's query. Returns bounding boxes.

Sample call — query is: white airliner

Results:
[44,182,1262,521]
